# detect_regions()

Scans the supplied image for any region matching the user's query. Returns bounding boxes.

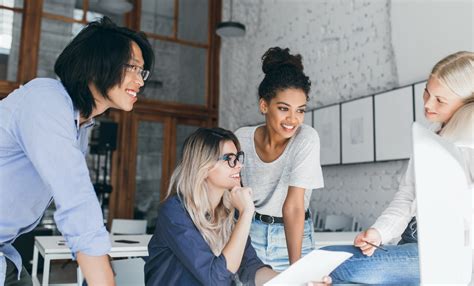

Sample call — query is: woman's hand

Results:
[229,186,255,215]
[354,228,382,256]
[307,275,332,285]
[222,186,255,273]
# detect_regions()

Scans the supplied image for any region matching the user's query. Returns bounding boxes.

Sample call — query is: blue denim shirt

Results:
[145,195,268,286]
[0,78,111,281]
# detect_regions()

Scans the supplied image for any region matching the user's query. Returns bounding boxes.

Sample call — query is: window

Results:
[0,0,222,226]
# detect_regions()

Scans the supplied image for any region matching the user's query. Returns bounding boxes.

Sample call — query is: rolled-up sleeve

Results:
[371,158,416,244]
[13,82,110,257]
[156,202,234,285]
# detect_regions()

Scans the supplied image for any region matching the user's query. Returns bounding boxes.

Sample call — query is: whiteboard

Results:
[341,97,374,164]
[374,86,414,161]
[313,105,340,165]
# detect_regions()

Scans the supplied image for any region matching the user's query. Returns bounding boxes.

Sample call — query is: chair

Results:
[323,214,355,232]
[111,219,147,235]
[112,258,146,286]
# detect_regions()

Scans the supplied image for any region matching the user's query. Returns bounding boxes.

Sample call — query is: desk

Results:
[314,231,358,249]
[31,234,151,286]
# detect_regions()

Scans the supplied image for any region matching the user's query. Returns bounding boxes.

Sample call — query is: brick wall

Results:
[219,0,407,228]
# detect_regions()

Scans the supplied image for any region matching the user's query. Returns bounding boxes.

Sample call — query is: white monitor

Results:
[412,122,472,284]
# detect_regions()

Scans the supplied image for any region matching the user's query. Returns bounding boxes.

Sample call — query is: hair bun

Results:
[261,47,303,74]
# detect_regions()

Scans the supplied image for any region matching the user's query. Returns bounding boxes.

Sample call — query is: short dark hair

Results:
[54,16,154,118]
[258,47,311,102]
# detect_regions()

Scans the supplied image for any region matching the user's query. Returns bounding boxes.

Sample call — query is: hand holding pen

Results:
[354,228,386,256]
[364,240,388,252]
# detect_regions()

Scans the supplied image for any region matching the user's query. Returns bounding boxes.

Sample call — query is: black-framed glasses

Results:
[218,151,244,168]
[123,64,150,81]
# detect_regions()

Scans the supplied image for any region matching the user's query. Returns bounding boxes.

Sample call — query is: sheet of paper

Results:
[264,250,353,286]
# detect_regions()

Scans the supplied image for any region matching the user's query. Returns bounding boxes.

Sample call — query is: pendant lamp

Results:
[216,0,246,37]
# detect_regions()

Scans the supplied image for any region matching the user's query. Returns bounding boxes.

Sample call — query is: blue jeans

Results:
[249,217,314,272]
[321,243,419,285]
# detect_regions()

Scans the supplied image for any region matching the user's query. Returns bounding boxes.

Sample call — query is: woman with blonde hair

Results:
[145,128,332,285]
[144,127,279,286]
[323,51,474,284]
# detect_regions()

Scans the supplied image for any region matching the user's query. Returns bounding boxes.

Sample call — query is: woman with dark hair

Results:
[0,17,154,286]
[235,47,324,271]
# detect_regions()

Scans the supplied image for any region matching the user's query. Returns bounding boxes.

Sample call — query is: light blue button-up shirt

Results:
[0,78,111,281]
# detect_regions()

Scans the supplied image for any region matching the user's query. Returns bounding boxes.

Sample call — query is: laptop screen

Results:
[412,122,472,284]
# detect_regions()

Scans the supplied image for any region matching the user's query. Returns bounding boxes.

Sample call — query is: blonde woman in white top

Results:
[324,51,474,284]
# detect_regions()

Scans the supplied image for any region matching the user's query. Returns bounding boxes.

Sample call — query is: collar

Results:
[74,110,95,130]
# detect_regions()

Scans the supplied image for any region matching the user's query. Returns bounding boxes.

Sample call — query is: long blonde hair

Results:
[430,51,474,101]
[166,128,240,255]
[439,100,474,147]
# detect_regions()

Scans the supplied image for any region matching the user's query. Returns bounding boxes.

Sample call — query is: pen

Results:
[364,241,388,252]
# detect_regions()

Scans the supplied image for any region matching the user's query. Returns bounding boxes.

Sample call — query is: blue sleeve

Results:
[237,237,270,285]
[156,202,235,285]
[13,82,110,257]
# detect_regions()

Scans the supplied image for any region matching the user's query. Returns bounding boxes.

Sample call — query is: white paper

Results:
[264,250,353,286]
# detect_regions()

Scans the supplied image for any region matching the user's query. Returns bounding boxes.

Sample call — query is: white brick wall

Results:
[219,0,406,228]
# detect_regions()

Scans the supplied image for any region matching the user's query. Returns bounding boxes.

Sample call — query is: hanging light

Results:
[216,0,246,37]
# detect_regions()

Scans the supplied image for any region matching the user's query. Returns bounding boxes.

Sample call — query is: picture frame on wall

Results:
[414,80,430,128]
[341,96,374,164]
[313,104,340,165]
[374,86,414,161]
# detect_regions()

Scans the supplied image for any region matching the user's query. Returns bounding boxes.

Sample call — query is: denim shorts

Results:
[249,216,314,271]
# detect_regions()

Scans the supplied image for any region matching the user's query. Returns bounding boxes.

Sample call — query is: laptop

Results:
[412,122,472,284]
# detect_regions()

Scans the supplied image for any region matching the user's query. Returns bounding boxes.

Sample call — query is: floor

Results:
[35,259,78,284]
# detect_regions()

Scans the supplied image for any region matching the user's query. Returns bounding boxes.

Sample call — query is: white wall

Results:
[391,0,474,85]
[220,0,397,131]
[219,0,473,229]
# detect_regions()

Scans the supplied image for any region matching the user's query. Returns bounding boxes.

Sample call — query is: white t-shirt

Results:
[235,124,324,217]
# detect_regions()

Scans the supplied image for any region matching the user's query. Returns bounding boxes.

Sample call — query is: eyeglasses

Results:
[123,64,150,81]
[218,151,244,168]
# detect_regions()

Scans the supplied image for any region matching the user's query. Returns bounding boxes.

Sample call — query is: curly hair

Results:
[258,47,311,102]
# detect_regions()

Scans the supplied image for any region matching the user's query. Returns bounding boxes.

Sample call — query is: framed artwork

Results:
[313,105,340,165]
[413,80,430,128]
[341,96,374,164]
[374,86,414,161]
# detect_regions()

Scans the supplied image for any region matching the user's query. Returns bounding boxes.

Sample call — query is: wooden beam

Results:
[18,0,43,84]
[208,0,222,112]
[145,32,208,49]
[0,82,20,98]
